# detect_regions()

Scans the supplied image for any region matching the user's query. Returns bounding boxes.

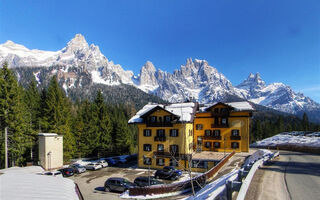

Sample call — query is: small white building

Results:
[38,133,63,170]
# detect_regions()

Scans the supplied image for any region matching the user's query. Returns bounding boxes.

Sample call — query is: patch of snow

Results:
[251,132,320,148]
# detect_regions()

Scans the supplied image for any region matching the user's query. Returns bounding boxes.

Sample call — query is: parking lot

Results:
[68,163,198,200]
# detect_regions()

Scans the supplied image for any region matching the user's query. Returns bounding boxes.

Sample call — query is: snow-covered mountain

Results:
[1,34,319,121]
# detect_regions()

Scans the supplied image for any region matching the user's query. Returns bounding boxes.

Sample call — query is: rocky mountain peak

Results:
[64,34,89,53]
[142,61,156,72]
[237,72,266,89]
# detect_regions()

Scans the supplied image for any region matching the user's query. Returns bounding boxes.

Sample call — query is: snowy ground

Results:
[250,131,320,148]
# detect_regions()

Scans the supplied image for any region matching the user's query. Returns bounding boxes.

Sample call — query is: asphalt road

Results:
[246,150,320,200]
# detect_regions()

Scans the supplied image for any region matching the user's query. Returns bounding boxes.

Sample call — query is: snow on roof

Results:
[128,102,196,123]
[38,133,59,136]
[0,166,44,174]
[0,167,79,200]
[200,101,254,112]
[225,101,254,111]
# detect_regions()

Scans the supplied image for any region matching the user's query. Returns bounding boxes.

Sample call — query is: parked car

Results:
[69,163,86,173]
[105,158,117,166]
[134,176,163,187]
[97,160,108,168]
[41,171,63,177]
[112,156,127,165]
[127,154,138,163]
[104,177,136,192]
[85,163,102,170]
[58,168,75,177]
[154,166,182,180]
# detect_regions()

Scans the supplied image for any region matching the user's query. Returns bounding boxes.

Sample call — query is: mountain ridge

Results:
[1,34,319,122]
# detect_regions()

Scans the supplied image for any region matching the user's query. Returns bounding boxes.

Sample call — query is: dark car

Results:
[58,167,75,177]
[104,177,136,192]
[154,166,182,180]
[105,158,117,166]
[134,176,163,187]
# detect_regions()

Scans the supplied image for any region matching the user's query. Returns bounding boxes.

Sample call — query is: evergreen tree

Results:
[113,112,134,155]
[40,76,75,162]
[93,91,113,157]
[302,112,309,131]
[0,63,30,167]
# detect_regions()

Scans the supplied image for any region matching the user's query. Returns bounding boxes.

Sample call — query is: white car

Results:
[97,160,108,168]
[85,163,102,170]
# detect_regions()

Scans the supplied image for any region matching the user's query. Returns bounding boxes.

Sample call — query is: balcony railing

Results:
[154,136,166,142]
[203,135,222,140]
[146,122,173,127]
[211,124,229,128]
[153,151,190,160]
[230,135,241,140]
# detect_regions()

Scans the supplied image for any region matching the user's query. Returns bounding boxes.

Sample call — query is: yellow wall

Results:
[137,109,194,170]
[193,105,250,153]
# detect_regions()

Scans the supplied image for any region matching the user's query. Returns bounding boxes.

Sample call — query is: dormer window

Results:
[150,116,157,123]
[221,118,227,125]
[165,115,171,123]
[221,108,228,114]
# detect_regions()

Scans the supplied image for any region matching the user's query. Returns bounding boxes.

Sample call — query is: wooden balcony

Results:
[230,136,241,140]
[146,122,173,127]
[203,135,222,140]
[154,136,166,142]
[211,124,229,128]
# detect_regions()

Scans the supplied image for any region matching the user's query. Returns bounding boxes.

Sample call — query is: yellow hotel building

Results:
[129,101,253,171]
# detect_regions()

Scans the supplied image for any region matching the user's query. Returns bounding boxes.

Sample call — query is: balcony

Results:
[211,124,229,128]
[153,151,190,160]
[230,136,241,140]
[146,122,173,127]
[203,135,222,140]
[154,136,166,142]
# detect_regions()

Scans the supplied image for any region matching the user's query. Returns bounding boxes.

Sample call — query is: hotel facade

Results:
[129,101,253,172]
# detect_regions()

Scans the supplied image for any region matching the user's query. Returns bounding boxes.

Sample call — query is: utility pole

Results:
[5,126,8,168]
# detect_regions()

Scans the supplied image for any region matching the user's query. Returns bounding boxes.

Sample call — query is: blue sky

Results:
[1,0,319,102]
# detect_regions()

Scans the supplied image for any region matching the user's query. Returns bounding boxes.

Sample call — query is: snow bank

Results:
[243,149,272,166]
[251,132,320,148]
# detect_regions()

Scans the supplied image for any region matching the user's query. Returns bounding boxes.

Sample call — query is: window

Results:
[221,118,228,125]
[197,136,203,145]
[150,116,157,123]
[165,115,171,123]
[213,130,220,136]
[157,144,164,152]
[196,124,203,130]
[170,158,179,167]
[143,144,152,152]
[170,129,179,137]
[157,158,165,166]
[189,129,193,136]
[191,160,208,169]
[221,108,228,114]
[204,130,211,136]
[159,117,162,122]
[143,129,152,137]
[214,108,219,113]
[170,145,179,154]
[214,142,220,148]
[231,142,239,149]
[231,130,239,136]
[214,117,219,125]
[143,157,152,165]
[156,129,165,137]
[205,142,211,148]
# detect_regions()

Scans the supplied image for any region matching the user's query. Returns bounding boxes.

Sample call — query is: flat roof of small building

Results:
[38,133,62,137]
[192,151,229,161]
[0,166,79,200]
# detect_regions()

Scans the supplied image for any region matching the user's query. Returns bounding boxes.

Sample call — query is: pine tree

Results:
[113,112,134,155]
[93,91,113,157]
[0,63,30,167]
[302,112,309,131]
[40,76,75,162]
